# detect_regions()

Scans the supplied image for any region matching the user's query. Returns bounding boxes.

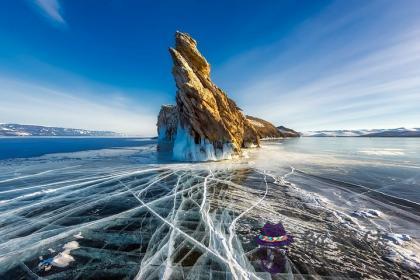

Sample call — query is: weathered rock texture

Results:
[157,32,290,161]
[246,115,283,139]
[277,126,301,137]
[245,116,300,138]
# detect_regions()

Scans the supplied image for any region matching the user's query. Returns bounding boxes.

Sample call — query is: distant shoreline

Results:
[303,136,420,138]
[0,135,155,139]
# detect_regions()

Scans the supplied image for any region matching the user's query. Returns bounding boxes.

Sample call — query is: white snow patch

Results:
[63,241,80,250]
[50,241,80,268]
[52,251,75,267]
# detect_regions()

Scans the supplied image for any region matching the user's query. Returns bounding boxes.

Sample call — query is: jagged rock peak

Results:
[173,31,211,77]
[157,32,280,161]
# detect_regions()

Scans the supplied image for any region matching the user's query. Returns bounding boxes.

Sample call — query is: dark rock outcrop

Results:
[157,105,179,151]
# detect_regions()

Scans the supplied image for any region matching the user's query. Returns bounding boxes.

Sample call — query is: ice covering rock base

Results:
[157,106,236,161]
[172,125,235,161]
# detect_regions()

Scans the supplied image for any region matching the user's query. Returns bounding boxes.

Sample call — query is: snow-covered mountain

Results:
[303,128,420,137]
[0,123,120,136]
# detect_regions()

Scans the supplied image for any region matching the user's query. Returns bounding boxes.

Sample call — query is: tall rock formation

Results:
[158,32,285,161]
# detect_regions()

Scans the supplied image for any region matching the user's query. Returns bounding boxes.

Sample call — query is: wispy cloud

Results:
[0,76,158,136]
[33,0,66,26]
[215,1,420,131]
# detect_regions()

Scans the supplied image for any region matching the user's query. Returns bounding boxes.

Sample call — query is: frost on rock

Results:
[172,124,235,161]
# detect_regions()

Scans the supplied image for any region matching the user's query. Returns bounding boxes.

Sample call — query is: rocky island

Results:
[157,32,297,161]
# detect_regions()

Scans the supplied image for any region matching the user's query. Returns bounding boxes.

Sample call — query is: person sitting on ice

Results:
[256,222,294,274]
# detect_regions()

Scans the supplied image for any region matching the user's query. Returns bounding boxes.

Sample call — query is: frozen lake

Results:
[0,137,419,279]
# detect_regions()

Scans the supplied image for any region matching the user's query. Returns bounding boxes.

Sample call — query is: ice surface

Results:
[73,232,83,239]
[0,139,419,279]
[359,149,405,156]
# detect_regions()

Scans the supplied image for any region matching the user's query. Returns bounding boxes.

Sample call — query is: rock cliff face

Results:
[157,32,286,161]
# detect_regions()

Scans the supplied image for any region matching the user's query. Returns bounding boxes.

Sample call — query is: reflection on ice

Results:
[0,140,419,279]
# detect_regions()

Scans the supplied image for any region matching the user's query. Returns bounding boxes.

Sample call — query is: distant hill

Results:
[303,128,420,137]
[0,123,120,137]
[246,115,283,138]
[244,116,300,138]
[277,126,300,137]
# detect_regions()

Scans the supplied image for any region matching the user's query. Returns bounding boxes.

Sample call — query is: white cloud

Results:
[33,0,66,25]
[214,1,420,131]
[0,77,158,136]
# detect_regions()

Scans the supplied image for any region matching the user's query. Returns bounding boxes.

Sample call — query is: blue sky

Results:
[0,0,419,135]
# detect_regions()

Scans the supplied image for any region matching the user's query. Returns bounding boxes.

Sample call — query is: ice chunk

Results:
[352,209,381,218]
[367,209,381,217]
[384,233,412,244]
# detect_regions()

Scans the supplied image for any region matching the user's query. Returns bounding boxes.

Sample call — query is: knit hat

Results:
[256,222,293,247]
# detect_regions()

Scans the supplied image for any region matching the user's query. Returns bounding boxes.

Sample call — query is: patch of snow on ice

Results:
[48,241,80,268]
[52,251,75,268]
[63,241,80,250]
